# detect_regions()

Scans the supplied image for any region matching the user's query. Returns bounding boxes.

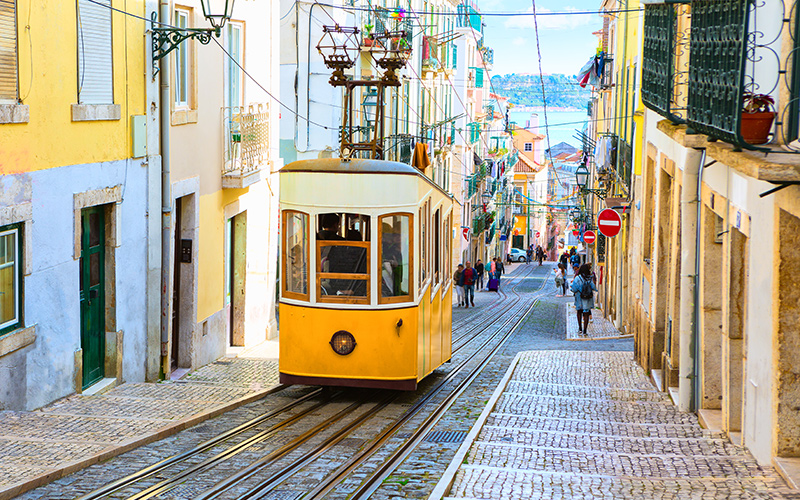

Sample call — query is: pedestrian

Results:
[475,259,485,290]
[536,245,545,266]
[488,257,497,289]
[555,264,565,296]
[462,261,477,308]
[453,264,465,307]
[570,248,581,276]
[526,246,533,264]
[559,250,569,272]
[570,263,597,337]
[495,256,505,288]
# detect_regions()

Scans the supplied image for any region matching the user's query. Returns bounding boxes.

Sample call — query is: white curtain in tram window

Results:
[0,229,17,327]
[77,0,113,104]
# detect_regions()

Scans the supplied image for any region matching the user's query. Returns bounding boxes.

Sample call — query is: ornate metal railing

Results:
[642,4,682,122]
[384,133,414,164]
[456,1,482,32]
[222,103,269,176]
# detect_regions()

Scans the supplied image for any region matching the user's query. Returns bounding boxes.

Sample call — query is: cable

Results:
[315,2,644,17]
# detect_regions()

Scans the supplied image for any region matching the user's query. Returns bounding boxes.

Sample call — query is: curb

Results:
[0,384,284,500]
[428,352,523,500]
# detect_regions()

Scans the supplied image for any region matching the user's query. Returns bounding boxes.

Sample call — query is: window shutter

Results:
[0,0,17,101]
[77,0,113,104]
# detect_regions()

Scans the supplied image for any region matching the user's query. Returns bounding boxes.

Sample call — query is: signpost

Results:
[583,230,596,245]
[597,208,622,238]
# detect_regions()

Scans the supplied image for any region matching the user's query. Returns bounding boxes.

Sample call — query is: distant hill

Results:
[491,74,591,111]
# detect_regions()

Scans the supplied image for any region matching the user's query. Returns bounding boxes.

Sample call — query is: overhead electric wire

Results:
[315,2,643,17]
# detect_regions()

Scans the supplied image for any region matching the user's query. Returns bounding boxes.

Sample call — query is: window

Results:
[316,213,370,304]
[173,8,190,108]
[0,0,18,103]
[77,0,113,104]
[433,208,441,285]
[225,22,243,109]
[0,223,21,334]
[524,142,533,152]
[282,211,308,300]
[379,214,412,304]
[443,212,451,287]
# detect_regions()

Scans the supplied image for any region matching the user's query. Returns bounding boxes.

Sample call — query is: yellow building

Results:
[0,0,154,408]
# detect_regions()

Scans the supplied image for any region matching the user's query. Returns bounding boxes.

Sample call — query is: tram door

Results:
[227,212,247,346]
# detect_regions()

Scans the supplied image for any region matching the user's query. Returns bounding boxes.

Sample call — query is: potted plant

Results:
[362,24,374,46]
[741,92,776,145]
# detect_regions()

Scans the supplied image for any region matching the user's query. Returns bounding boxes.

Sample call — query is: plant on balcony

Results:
[741,92,776,145]
[362,24,375,46]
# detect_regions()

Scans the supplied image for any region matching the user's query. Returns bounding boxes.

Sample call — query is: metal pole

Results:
[159,0,172,380]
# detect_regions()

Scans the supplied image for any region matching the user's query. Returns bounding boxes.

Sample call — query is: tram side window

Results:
[380,214,412,303]
[433,208,441,286]
[444,213,450,286]
[317,212,370,302]
[419,207,426,285]
[283,210,309,299]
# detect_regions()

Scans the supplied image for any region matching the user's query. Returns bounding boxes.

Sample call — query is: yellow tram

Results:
[279,158,454,390]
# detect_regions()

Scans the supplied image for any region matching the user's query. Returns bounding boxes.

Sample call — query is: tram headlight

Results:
[330,330,357,355]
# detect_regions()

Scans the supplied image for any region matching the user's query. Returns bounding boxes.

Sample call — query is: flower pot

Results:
[740,111,775,145]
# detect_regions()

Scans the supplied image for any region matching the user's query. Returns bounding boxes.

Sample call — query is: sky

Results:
[476,0,604,77]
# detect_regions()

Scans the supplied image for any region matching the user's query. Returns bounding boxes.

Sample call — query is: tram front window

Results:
[317,213,370,301]
[379,214,411,303]
[283,210,309,299]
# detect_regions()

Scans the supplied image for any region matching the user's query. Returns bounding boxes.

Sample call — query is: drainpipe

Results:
[678,148,704,412]
[159,0,172,379]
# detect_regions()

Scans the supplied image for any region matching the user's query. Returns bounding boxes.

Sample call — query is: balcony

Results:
[456,1,482,33]
[422,36,440,73]
[222,103,269,189]
[641,0,794,151]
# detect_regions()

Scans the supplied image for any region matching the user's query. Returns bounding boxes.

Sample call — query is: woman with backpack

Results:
[570,263,597,337]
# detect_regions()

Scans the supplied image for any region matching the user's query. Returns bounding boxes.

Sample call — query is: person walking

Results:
[570,247,581,276]
[555,263,565,296]
[453,264,465,307]
[463,261,477,308]
[495,257,505,289]
[559,250,569,273]
[526,246,533,264]
[475,259,485,290]
[536,245,545,266]
[488,257,497,289]
[571,263,597,336]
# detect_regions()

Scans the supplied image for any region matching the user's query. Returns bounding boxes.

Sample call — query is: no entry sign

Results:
[583,230,596,244]
[535,231,540,238]
[597,209,622,238]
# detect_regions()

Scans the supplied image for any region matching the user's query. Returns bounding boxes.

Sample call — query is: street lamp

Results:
[361,88,378,125]
[151,0,237,73]
[574,163,607,198]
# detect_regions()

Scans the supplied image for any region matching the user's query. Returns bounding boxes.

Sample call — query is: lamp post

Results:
[155,0,235,379]
[151,0,236,75]
[575,163,607,197]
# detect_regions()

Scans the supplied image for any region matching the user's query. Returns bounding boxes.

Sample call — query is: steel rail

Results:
[295,271,548,500]
[75,384,297,500]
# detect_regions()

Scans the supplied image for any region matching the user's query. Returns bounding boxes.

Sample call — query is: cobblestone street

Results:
[433,348,798,499]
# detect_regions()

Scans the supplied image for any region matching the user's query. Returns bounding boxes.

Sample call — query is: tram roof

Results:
[281,158,422,176]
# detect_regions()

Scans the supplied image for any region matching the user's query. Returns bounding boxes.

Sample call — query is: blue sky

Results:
[477,0,603,77]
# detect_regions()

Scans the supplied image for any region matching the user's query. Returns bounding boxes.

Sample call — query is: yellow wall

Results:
[196,188,249,322]
[0,0,146,174]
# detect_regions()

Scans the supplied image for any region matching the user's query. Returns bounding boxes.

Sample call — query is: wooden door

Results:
[80,207,105,388]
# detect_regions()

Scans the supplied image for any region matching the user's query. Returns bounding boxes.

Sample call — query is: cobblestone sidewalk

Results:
[565,304,633,341]
[0,343,279,499]
[431,350,796,499]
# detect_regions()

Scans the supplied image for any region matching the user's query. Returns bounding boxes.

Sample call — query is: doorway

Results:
[80,207,105,389]
[172,198,182,370]
[227,212,247,346]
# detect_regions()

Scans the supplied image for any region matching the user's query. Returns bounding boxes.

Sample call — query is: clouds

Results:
[512,37,527,46]
[504,6,599,30]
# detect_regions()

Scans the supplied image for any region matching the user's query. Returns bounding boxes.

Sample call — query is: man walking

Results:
[495,256,505,290]
[463,261,476,308]
[526,246,533,264]
[475,259,485,291]
[453,264,465,307]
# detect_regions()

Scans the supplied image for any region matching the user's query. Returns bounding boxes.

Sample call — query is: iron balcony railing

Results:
[222,103,269,176]
[368,7,413,45]
[456,1,482,32]
[481,46,494,66]
[642,0,793,150]
[384,134,414,164]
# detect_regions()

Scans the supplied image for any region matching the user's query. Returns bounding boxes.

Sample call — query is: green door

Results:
[80,207,105,389]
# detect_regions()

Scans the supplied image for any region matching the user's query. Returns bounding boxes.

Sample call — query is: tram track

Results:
[77,266,550,500]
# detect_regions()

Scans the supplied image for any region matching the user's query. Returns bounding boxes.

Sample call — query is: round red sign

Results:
[597,209,622,238]
[535,231,540,238]
[572,229,579,237]
[583,230,596,244]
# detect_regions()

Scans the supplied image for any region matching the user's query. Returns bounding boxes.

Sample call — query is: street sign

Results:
[535,231,540,238]
[462,227,469,241]
[597,208,622,237]
[583,230,596,245]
